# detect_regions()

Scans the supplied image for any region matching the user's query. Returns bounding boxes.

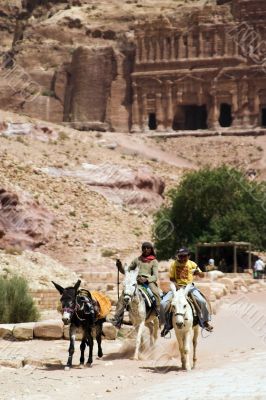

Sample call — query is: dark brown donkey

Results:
[52,280,105,369]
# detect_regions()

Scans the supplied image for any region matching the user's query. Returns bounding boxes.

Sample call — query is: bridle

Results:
[62,295,91,322]
[123,283,137,303]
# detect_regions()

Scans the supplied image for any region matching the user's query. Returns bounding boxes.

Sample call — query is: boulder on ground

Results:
[13,322,35,340]
[218,277,235,292]
[0,324,14,339]
[103,322,117,340]
[34,319,63,339]
[206,271,224,281]
[0,359,23,368]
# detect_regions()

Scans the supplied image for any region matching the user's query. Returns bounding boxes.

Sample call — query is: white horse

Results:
[170,282,199,371]
[123,266,159,360]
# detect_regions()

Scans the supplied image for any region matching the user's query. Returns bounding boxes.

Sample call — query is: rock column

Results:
[156,92,165,131]
[165,81,173,131]
[131,84,141,133]
[142,93,149,132]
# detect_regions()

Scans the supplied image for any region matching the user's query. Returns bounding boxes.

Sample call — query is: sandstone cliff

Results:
[0,0,224,130]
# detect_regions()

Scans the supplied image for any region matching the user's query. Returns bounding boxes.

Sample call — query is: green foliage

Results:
[153,166,266,260]
[0,276,39,323]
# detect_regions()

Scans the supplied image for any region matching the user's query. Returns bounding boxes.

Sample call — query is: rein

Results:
[63,296,90,322]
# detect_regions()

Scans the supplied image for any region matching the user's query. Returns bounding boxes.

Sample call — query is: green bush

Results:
[0,276,39,323]
[153,166,266,260]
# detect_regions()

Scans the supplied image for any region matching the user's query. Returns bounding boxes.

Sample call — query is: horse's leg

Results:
[183,330,192,371]
[192,325,199,369]
[153,315,159,343]
[96,322,103,358]
[134,321,145,360]
[146,322,154,347]
[66,324,76,368]
[176,333,185,370]
[80,330,86,365]
[87,329,94,367]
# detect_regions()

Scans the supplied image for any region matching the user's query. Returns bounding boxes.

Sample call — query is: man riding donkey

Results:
[161,247,213,336]
[109,242,161,328]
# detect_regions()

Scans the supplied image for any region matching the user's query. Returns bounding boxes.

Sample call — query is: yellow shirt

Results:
[169,259,202,286]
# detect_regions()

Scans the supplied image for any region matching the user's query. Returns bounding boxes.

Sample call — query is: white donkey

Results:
[123,266,159,360]
[170,282,199,371]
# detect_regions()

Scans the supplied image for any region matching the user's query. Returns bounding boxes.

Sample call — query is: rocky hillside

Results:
[0,110,187,276]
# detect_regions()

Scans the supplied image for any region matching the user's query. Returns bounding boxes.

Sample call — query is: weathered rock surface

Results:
[13,322,35,340]
[0,250,79,290]
[0,324,14,339]
[103,322,117,340]
[34,319,64,339]
[0,359,23,369]
[0,188,54,251]
[42,163,165,209]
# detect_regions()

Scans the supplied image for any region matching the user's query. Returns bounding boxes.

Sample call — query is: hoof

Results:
[64,366,71,371]
[86,363,92,368]
[79,364,85,368]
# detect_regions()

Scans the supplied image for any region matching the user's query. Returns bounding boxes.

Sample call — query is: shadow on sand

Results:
[140,365,182,374]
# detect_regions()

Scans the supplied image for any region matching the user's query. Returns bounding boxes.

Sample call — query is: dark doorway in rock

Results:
[172,105,207,130]
[149,113,157,130]
[261,108,266,127]
[219,103,232,127]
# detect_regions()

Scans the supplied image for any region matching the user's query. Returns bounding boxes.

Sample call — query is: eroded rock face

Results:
[0,188,54,250]
[42,163,165,209]
[65,46,117,125]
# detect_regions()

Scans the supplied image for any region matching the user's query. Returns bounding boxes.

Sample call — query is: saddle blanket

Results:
[91,290,112,319]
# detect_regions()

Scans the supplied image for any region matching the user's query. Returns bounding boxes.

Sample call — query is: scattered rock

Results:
[34,320,64,339]
[0,324,14,339]
[103,322,117,340]
[13,322,35,340]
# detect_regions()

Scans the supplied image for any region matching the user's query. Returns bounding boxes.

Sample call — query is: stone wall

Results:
[30,289,59,310]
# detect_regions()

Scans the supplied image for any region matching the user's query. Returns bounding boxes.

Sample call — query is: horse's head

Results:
[52,280,81,325]
[170,282,190,329]
[123,266,139,305]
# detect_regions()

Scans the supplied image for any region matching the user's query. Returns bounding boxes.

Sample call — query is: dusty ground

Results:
[0,291,266,400]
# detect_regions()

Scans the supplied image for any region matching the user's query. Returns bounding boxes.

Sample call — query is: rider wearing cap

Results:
[109,242,161,328]
[161,247,213,336]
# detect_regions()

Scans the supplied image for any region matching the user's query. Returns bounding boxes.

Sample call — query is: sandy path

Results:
[106,131,196,169]
[0,292,266,400]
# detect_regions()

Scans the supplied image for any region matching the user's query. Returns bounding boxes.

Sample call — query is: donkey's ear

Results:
[52,281,64,295]
[74,279,81,291]
[170,281,177,293]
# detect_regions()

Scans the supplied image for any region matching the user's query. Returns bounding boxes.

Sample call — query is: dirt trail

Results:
[106,131,196,169]
[0,292,265,400]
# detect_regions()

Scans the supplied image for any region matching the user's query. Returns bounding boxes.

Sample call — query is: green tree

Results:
[153,166,266,260]
[0,276,39,323]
